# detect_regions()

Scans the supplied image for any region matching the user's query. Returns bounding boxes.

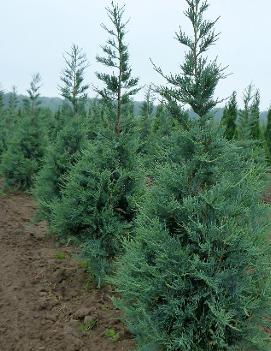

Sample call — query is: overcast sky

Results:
[0,0,270,109]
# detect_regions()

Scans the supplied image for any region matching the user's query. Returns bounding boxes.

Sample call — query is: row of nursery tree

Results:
[1,1,271,350]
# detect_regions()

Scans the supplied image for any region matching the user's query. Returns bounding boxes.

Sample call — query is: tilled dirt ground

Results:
[0,191,134,351]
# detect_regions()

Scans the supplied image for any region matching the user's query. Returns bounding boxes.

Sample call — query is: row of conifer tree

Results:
[1,1,271,350]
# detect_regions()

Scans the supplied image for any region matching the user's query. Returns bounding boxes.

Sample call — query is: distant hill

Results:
[2,92,144,114]
[2,92,268,122]
[3,92,63,112]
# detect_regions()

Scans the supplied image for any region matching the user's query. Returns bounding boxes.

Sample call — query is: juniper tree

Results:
[51,120,142,284]
[149,102,184,168]
[140,85,155,119]
[153,103,174,137]
[264,107,271,162]
[237,85,261,141]
[152,0,226,119]
[95,1,140,135]
[221,91,237,140]
[49,1,143,284]
[0,89,5,160]
[33,115,89,222]
[48,103,76,142]
[250,89,261,140]
[137,87,172,178]
[0,87,19,163]
[237,85,253,140]
[23,73,42,114]
[8,86,18,112]
[112,1,271,350]
[0,88,4,111]
[138,86,155,156]
[1,78,46,190]
[59,44,89,114]
[34,97,112,223]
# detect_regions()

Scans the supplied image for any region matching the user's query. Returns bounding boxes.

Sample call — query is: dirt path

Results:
[0,192,134,351]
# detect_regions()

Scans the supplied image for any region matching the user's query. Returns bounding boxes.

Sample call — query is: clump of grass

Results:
[0,189,6,197]
[104,328,120,342]
[101,304,110,311]
[83,278,93,292]
[79,319,97,333]
[55,251,66,260]
[78,259,89,271]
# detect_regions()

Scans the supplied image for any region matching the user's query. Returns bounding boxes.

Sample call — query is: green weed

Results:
[104,328,120,342]
[79,319,97,333]
[55,251,66,260]
[78,259,89,271]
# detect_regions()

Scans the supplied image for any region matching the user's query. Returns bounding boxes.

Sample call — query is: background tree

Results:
[221,91,237,140]
[153,103,174,137]
[264,107,271,162]
[59,44,89,115]
[95,1,140,135]
[0,87,19,163]
[0,88,6,161]
[8,86,18,113]
[137,85,155,156]
[23,73,42,114]
[250,89,261,140]
[34,116,89,222]
[0,88,4,111]
[0,75,46,190]
[237,84,260,141]
[140,85,155,119]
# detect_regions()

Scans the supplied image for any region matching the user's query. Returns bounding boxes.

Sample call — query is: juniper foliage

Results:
[152,0,226,118]
[137,86,155,157]
[59,44,89,114]
[114,122,271,351]
[8,86,18,112]
[33,116,89,221]
[48,1,142,284]
[264,107,271,162]
[250,90,261,140]
[23,73,42,113]
[112,1,271,350]
[221,91,237,140]
[95,1,140,135]
[0,88,20,163]
[51,123,142,284]
[237,85,260,141]
[0,77,46,190]
[0,89,4,111]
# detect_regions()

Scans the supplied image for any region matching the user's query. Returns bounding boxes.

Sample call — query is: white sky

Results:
[0,0,270,109]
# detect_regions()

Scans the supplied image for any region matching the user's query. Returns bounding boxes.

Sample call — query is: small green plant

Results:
[78,259,89,271]
[83,278,93,292]
[101,304,110,311]
[104,328,120,342]
[55,251,66,260]
[79,319,97,333]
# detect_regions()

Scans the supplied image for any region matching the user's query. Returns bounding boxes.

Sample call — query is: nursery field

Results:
[1,0,271,349]
[0,189,134,351]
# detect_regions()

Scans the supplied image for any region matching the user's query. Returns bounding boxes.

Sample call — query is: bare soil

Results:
[0,191,134,351]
